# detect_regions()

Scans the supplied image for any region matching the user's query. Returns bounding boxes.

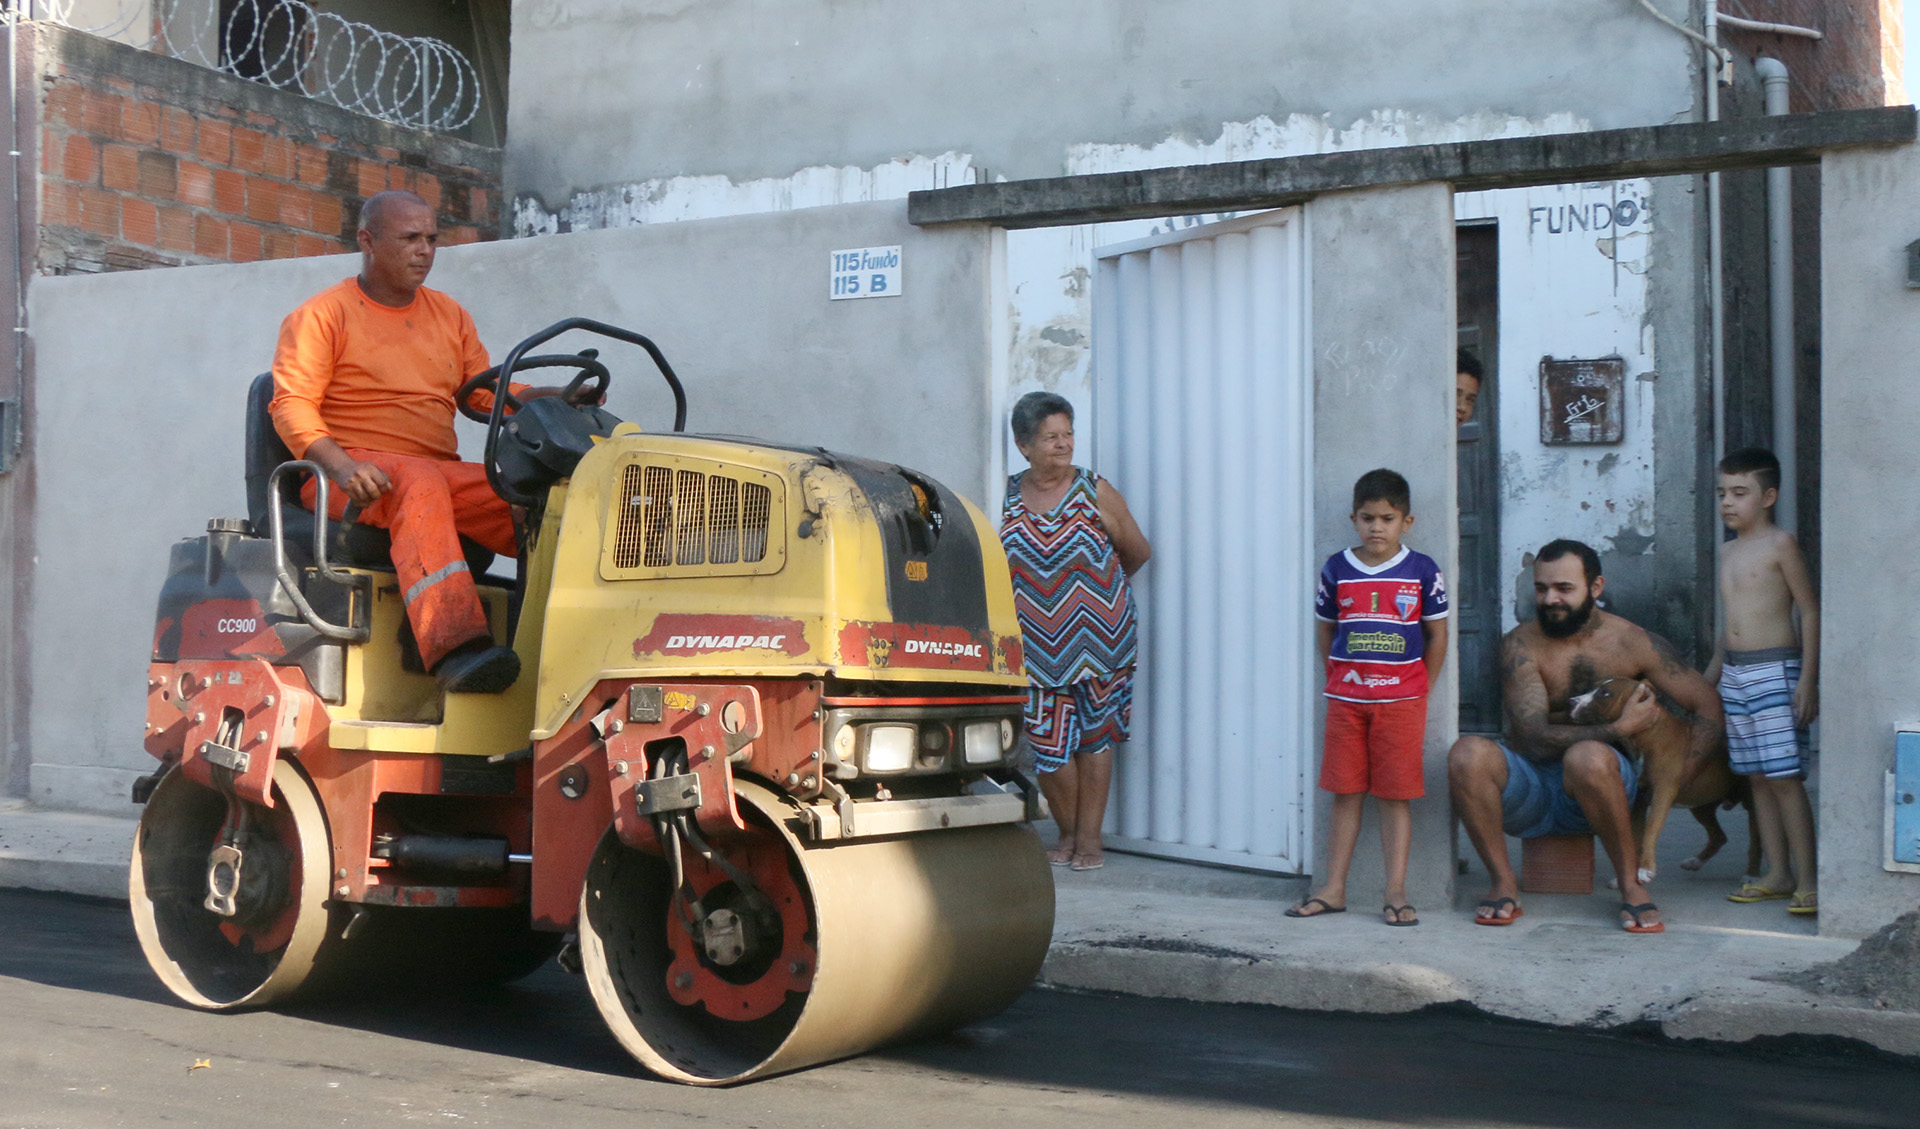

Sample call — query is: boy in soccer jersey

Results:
[1709,448,1820,916]
[1289,469,1448,926]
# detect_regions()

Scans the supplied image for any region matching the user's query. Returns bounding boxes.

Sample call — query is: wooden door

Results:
[1455,223,1502,734]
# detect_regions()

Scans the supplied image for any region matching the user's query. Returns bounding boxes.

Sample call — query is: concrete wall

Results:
[1815,143,1920,939]
[499,2,1721,663]
[1307,184,1459,904]
[20,200,996,810]
[505,0,1696,206]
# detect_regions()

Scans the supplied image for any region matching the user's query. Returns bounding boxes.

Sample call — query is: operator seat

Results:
[244,373,494,576]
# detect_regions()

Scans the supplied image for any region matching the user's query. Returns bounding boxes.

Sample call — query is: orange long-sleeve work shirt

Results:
[270,278,503,462]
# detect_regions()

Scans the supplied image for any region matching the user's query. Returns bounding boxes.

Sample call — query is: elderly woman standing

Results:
[1000,391,1151,871]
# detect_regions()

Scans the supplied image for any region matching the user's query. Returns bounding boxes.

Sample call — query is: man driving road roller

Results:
[269,189,576,693]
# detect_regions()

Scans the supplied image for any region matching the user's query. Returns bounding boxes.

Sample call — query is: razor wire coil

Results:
[5,0,481,133]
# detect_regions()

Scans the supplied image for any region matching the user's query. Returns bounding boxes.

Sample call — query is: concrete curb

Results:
[1042,945,1468,1013]
[0,801,136,901]
[1044,940,1920,1058]
[1660,993,1920,1057]
[0,855,128,901]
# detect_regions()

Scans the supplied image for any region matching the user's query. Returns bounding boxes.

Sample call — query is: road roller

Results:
[130,318,1054,1084]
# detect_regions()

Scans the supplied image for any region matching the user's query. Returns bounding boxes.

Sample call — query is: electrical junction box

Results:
[1886,731,1920,871]
[1538,355,1625,445]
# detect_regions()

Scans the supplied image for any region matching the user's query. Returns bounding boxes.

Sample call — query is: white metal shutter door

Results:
[1090,212,1313,873]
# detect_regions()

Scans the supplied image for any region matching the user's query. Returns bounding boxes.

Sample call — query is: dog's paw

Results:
[1606,876,1620,890]
[1680,855,1706,871]
[1637,866,1656,885]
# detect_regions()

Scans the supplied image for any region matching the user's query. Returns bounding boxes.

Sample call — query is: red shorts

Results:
[1320,696,1428,800]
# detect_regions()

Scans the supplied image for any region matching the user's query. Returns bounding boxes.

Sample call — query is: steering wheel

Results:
[454,351,612,424]
[477,319,691,508]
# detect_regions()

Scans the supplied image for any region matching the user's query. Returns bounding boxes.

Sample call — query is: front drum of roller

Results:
[579,779,1054,1085]
[129,759,337,1010]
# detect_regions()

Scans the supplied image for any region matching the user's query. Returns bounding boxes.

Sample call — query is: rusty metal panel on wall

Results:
[1539,355,1625,444]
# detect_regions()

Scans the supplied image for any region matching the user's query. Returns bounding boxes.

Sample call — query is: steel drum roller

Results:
[580,779,1054,1085]
[129,759,336,1010]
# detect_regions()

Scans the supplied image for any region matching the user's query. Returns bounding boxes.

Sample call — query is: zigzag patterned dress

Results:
[1001,467,1139,769]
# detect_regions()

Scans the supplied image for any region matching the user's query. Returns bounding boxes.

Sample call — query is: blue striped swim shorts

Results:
[1720,648,1807,779]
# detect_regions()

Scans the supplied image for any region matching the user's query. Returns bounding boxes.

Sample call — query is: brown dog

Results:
[1566,677,1755,884]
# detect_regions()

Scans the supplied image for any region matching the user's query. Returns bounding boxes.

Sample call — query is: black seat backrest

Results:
[244,372,301,532]
[244,373,496,577]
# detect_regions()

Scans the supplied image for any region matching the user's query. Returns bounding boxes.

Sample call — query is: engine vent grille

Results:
[605,457,783,579]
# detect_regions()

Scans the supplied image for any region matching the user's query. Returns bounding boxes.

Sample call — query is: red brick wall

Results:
[1718,1,1899,112]
[28,24,502,275]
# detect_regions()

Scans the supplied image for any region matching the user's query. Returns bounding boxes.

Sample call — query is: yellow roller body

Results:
[532,430,1030,741]
[580,779,1054,1085]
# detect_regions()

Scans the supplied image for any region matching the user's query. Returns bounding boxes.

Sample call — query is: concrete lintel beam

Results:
[908,106,1917,228]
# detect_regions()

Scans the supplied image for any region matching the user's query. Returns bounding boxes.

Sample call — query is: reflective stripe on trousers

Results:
[302,450,516,669]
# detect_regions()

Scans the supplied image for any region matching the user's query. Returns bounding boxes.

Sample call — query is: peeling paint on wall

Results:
[1458,180,1659,630]
[1066,108,1593,178]
[510,152,980,236]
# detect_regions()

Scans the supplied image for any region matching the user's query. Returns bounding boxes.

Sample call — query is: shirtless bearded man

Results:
[1447,539,1724,933]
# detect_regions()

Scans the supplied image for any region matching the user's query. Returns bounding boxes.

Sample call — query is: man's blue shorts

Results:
[1499,743,1640,839]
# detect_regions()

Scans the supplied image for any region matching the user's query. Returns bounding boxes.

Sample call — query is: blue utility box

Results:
[1895,732,1920,865]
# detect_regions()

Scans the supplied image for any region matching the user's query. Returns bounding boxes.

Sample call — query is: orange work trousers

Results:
[302,450,516,670]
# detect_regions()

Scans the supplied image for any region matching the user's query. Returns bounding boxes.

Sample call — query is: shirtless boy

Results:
[1708,448,1819,916]
[1448,540,1725,933]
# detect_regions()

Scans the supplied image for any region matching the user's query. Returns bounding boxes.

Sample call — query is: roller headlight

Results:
[864,725,916,773]
[963,721,1004,765]
[1000,718,1016,750]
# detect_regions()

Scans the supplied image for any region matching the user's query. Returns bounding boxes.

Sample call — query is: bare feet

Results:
[1069,850,1104,871]
[1046,845,1074,866]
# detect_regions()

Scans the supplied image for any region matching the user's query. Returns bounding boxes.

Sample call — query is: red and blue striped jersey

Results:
[1314,546,1448,703]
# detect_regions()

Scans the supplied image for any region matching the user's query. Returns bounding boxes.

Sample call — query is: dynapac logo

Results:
[838,621,997,672]
[901,639,984,658]
[635,614,810,658]
[662,633,788,651]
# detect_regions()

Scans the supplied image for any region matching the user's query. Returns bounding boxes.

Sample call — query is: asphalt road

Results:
[2,888,1916,1129]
